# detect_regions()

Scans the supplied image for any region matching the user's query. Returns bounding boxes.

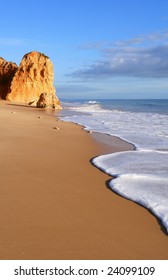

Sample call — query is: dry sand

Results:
[0,100,168,260]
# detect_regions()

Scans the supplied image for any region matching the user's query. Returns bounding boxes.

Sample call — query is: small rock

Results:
[11,111,16,114]
[37,92,62,109]
[38,116,43,119]
[53,126,61,130]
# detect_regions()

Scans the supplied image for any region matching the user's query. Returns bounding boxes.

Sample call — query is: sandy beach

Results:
[0,100,168,260]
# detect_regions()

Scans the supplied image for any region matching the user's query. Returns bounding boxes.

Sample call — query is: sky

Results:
[1,0,168,99]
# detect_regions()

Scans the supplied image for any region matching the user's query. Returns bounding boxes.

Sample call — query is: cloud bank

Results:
[72,30,168,79]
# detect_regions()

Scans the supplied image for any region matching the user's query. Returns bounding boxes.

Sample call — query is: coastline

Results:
[90,131,135,154]
[0,100,168,260]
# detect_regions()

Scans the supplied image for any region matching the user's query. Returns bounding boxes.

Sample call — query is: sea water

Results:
[60,99,168,232]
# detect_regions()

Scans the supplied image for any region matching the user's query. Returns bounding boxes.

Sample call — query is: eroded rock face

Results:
[7,51,61,109]
[0,58,18,99]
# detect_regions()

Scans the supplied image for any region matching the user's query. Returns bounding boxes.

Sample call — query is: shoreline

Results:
[90,131,135,154]
[58,106,136,154]
[0,100,168,260]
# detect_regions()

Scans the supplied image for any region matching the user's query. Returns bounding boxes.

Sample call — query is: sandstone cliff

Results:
[7,51,61,109]
[0,58,18,99]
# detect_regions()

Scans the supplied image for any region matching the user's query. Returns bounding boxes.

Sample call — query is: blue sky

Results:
[1,0,168,99]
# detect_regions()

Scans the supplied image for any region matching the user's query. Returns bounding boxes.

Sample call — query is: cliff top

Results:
[23,51,49,60]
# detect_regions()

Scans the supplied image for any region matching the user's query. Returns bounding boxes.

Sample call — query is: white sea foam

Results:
[87,100,100,104]
[61,101,168,232]
[64,105,168,150]
[110,174,168,231]
[92,150,168,231]
[68,103,111,114]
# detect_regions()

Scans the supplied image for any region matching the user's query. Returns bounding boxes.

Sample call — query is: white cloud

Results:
[71,30,168,79]
[114,30,168,47]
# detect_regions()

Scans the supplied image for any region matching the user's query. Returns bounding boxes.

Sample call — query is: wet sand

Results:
[0,100,168,260]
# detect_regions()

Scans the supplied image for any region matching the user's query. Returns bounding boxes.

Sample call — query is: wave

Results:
[67,103,109,114]
[92,149,168,232]
[60,100,168,232]
[87,100,100,104]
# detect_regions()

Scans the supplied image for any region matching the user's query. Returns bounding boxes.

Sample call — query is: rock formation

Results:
[0,58,18,99]
[36,92,60,109]
[7,51,61,109]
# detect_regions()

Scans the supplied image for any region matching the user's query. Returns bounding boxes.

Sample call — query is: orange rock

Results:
[7,51,61,109]
[37,92,61,109]
[0,57,18,99]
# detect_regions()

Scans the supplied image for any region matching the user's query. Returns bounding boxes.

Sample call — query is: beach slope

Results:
[0,100,167,260]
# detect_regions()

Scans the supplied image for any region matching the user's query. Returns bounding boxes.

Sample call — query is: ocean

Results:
[59,99,168,232]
